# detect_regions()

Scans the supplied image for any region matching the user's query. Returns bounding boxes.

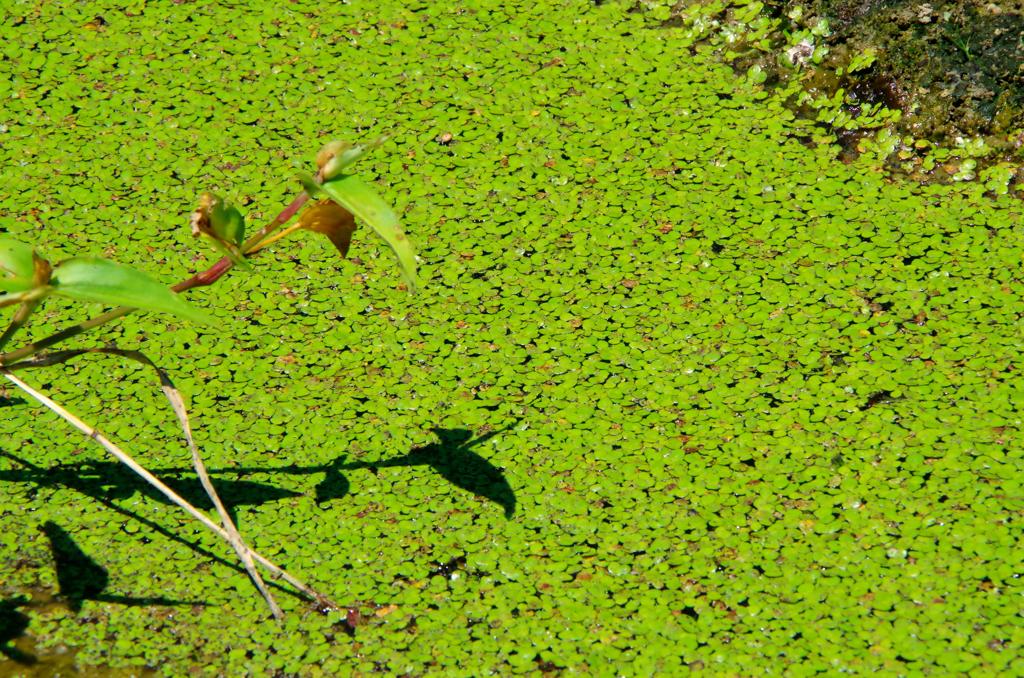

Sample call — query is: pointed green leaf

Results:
[51,258,211,323]
[0,237,41,293]
[317,174,418,291]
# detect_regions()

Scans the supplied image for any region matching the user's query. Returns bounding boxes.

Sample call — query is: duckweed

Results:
[1,0,1022,674]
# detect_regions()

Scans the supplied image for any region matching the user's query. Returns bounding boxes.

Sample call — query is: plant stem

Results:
[0,299,39,351]
[240,184,315,255]
[245,221,307,253]
[153,353,284,619]
[0,306,129,366]
[0,185,315,367]
[1,368,337,612]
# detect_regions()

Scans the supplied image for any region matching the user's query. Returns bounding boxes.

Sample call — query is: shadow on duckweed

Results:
[316,427,517,518]
[1,523,195,676]
[41,522,201,613]
[0,629,155,678]
[0,448,313,614]
[0,456,302,526]
[1,591,154,677]
[1,427,515,520]
[0,596,33,666]
[0,426,515,642]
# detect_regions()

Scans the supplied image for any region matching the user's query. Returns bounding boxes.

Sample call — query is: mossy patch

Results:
[775,0,1024,138]
[664,0,1024,184]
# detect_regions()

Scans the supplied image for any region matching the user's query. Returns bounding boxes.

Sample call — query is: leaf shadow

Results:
[41,521,199,612]
[0,596,33,665]
[317,427,516,518]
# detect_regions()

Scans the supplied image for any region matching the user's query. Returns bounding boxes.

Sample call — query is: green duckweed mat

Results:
[1,0,1022,674]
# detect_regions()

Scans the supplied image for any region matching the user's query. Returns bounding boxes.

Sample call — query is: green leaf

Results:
[317,174,418,291]
[51,258,211,323]
[210,199,246,246]
[0,237,41,293]
[190,193,250,269]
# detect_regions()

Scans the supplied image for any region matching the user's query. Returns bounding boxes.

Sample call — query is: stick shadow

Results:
[0,453,301,525]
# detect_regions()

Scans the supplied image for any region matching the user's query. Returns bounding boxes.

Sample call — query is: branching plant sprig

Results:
[0,138,418,619]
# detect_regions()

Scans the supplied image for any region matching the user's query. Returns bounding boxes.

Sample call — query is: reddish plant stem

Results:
[171,188,313,293]
[0,186,315,366]
[242,188,313,253]
[172,256,234,293]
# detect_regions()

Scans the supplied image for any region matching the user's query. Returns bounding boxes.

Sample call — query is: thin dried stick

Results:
[153,363,284,619]
[74,348,284,618]
[1,368,336,612]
